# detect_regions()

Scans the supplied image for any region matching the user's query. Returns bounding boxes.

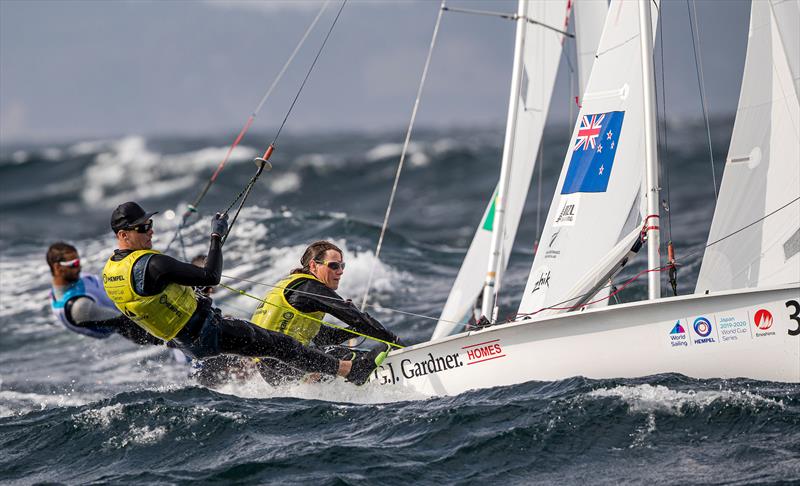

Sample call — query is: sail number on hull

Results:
[787,300,800,336]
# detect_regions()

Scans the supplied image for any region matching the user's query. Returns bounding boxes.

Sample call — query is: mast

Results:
[480,0,528,321]
[638,0,661,300]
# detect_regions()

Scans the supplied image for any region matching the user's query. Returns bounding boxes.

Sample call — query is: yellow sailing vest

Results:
[250,274,325,345]
[102,249,198,341]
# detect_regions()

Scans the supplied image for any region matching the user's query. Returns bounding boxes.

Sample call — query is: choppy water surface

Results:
[1,123,798,484]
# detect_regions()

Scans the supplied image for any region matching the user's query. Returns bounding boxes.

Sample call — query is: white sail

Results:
[517,0,660,317]
[573,0,608,98]
[431,0,572,339]
[768,0,799,97]
[696,0,800,292]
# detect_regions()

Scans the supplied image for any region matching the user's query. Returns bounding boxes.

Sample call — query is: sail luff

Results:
[638,0,662,300]
[480,0,529,321]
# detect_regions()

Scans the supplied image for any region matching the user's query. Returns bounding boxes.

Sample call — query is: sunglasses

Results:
[124,220,153,233]
[58,258,81,268]
[316,259,345,271]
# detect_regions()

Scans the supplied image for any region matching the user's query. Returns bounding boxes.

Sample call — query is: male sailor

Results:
[100,201,386,385]
[251,240,403,384]
[47,242,165,345]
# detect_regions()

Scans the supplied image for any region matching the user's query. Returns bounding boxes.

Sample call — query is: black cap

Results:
[111,202,158,233]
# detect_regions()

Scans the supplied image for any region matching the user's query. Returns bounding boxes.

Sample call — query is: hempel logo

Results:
[103,274,125,284]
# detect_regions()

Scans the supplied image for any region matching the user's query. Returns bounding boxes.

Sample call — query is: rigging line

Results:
[441,6,575,38]
[359,0,446,312]
[220,273,460,325]
[535,133,543,246]
[679,196,800,263]
[514,266,669,319]
[164,1,331,254]
[217,283,404,349]
[657,0,673,243]
[272,0,346,145]
[686,0,717,201]
[220,0,347,243]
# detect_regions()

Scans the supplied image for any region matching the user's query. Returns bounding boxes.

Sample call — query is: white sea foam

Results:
[0,390,102,418]
[104,425,168,448]
[268,171,301,194]
[588,383,785,415]
[73,403,125,428]
[365,142,423,163]
[78,135,258,207]
[215,374,429,404]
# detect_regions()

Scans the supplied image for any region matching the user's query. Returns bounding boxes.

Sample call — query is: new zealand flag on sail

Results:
[560,111,625,194]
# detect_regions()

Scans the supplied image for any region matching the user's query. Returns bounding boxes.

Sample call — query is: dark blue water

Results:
[2,122,798,484]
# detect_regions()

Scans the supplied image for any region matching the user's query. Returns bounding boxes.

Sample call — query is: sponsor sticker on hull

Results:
[715,311,751,343]
[372,339,507,386]
[690,316,718,345]
[753,308,776,338]
[665,301,793,350]
[666,319,690,348]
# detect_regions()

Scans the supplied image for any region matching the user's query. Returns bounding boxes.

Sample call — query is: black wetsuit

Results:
[285,277,400,347]
[256,275,401,385]
[101,240,340,376]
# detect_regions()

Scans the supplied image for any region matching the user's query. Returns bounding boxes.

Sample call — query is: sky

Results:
[0,0,751,145]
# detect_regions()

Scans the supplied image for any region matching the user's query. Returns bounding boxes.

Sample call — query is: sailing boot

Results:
[346,344,390,386]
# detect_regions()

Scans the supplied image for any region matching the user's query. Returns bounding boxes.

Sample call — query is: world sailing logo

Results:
[669,320,688,348]
[561,111,625,194]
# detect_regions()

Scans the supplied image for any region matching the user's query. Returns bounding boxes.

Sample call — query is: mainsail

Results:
[695,0,800,292]
[573,0,608,99]
[431,0,572,339]
[517,0,660,318]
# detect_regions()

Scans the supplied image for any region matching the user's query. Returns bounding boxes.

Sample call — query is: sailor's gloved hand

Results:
[211,212,229,239]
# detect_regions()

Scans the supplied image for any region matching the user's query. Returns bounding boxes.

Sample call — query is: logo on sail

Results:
[561,110,625,194]
[530,268,551,294]
[553,194,580,227]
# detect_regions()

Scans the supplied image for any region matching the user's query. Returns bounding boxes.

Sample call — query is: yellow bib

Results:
[250,274,325,345]
[102,249,198,341]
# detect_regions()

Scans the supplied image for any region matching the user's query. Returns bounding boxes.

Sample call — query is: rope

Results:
[220,273,459,325]
[220,0,348,244]
[442,5,575,37]
[217,282,404,349]
[511,265,670,321]
[359,0,446,312]
[686,0,717,201]
[512,197,800,322]
[679,197,800,262]
[656,0,673,243]
[164,1,331,254]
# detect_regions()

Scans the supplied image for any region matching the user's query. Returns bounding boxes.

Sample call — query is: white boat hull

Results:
[372,285,800,396]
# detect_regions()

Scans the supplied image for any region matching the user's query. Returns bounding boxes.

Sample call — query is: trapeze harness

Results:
[102,249,197,341]
[50,275,117,338]
[250,274,325,345]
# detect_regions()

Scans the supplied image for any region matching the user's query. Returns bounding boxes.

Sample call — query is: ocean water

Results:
[1,122,798,484]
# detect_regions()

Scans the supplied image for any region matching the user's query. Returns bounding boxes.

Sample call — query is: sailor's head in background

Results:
[47,242,81,285]
[111,201,158,251]
[292,240,345,290]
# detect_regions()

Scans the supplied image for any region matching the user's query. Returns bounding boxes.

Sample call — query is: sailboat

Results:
[370,0,800,395]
